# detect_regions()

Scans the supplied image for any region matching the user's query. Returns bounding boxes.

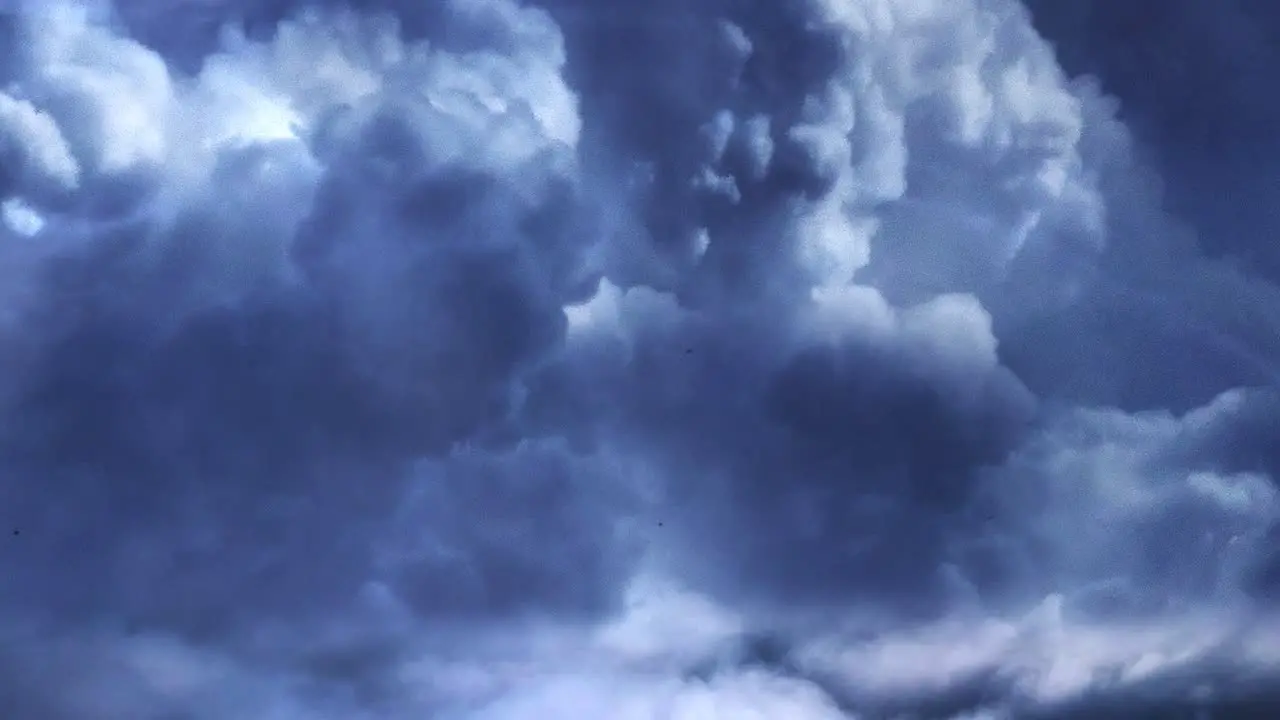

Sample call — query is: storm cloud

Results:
[0,0,1277,717]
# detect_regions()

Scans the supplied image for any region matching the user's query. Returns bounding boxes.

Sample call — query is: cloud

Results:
[0,0,1278,718]
[0,0,609,634]
[0,89,80,195]
[971,390,1280,615]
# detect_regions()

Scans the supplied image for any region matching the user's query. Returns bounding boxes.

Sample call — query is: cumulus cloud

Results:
[1,0,1278,718]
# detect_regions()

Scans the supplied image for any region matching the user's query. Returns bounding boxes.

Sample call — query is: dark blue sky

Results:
[1029,0,1280,280]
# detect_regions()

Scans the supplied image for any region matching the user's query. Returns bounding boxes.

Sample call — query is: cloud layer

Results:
[0,0,1277,717]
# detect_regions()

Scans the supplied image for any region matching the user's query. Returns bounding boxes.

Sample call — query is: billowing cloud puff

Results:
[0,0,608,633]
[1,0,1278,718]
[974,390,1280,615]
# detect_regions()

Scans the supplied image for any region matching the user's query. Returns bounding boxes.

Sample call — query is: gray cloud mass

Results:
[0,0,1277,717]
